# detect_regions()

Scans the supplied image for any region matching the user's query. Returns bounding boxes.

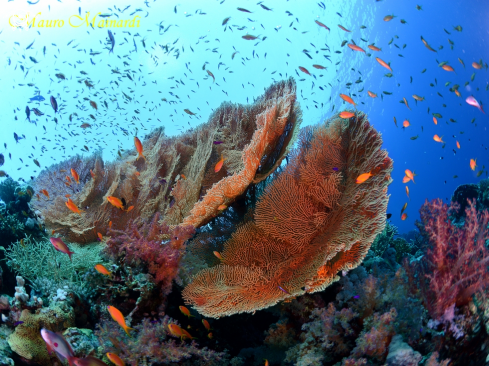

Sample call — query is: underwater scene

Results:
[0,0,488,365]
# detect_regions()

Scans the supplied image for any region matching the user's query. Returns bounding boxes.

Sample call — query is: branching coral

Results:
[183,111,393,318]
[5,234,105,285]
[31,79,301,244]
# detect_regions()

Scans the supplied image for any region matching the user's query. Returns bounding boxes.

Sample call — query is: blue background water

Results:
[0,0,488,233]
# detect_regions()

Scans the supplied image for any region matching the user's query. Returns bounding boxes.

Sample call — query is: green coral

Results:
[370,222,397,257]
[7,303,74,365]
[5,235,106,285]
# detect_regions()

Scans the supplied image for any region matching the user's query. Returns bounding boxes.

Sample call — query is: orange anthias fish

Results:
[402,120,410,128]
[40,189,50,198]
[168,324,184,338]
[106,353,125,366]
[134,137,146,161]
[403,97,411,110]
[401,213,408,220]
[97,232,103,241]
[107,196,125,210]
[347,44,365,53]
[441,64,455,73]
[214,155,225,173]
[406,186,410,200]
[376,57,392,71]
[65,175,72,183]
[66,198,83,214]
[368,44,381,52]
[94,264,111,276]
[339,93,356,106]
[368,91,377,98]
[90,169,96,179]
[433,117,438,125]
[405,169,416,183]
[213,251,224,260]
[339,111,355,119]
[265,360,269,366]
[338,24,351,32]
[202,319,211,331]
[433,135,444,143]
[470,159,477,171]
[299,66,311,75]
[71,168,80,184]
[456,141,461,149]
[50,237,75,261]
[454,89,461,97]
[107,306,134,336]
[314,20,330,32]
[472,61,482,70]
[179,306,194,318]
[356,172,373,184]
[217,204,227,210]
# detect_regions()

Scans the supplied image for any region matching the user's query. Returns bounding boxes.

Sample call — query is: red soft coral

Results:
[106,213,195,295]
[418,198,489,319]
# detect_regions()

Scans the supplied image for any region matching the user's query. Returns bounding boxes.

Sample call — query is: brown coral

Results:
[182,111,393,318]
[32,79,301,243]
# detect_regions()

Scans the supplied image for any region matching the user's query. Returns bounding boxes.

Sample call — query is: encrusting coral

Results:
[7,303,74,365]
[182,111,393,318]
[31,78,301,244]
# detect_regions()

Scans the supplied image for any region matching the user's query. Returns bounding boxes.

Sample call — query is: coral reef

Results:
[31,79,301,244]
[5,234,105,285]
[183,111,393,318]
[94,317,230,365]
[105,213,195,296]
[7,302,75,365]
[0,178,40,244]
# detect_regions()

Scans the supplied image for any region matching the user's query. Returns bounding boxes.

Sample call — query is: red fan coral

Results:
[32,79,301,243]
[182,111,393,318]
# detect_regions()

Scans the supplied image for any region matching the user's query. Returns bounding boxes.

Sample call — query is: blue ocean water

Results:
[2,0,488,235]
[1,0,488,232]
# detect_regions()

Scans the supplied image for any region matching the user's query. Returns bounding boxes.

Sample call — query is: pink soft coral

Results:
[418,198,489,319]
[351,308,397,361]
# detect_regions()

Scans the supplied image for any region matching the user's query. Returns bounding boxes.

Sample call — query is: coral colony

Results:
[0,79,488,365]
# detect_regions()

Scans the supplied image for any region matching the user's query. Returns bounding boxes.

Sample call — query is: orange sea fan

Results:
[31,79,301,243]
[182,111,393,318]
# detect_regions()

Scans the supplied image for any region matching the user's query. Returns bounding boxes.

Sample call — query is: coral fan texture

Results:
[31,79,301,244]
[183,111,393,317]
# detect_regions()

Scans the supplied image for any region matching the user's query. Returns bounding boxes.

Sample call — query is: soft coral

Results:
[418,198,489,319]
[106,213,195,295]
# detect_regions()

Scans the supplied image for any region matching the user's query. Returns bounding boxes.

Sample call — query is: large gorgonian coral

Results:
[183,111,393,318]
[31,78,301,244]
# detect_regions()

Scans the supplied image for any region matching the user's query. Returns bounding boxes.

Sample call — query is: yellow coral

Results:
[7,304,74,365]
